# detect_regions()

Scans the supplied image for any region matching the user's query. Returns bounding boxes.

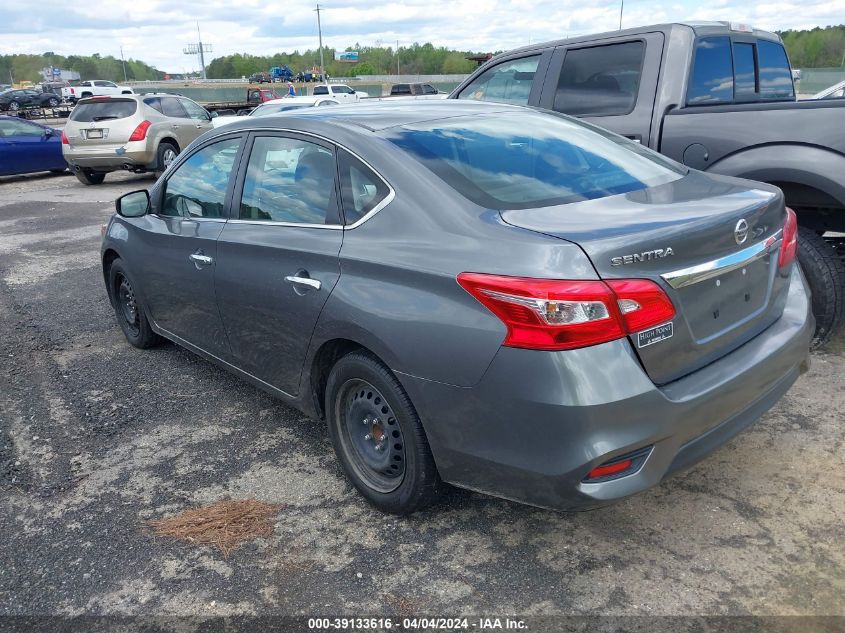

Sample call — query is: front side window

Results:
[553,41,644,116]
[239,136,338,224]
[180,98,209,120]
[384,111,685,210]
[688,37,734,105]
[333,85,352,94]
[457,55,540,105]
[338,150,391,225]
[423,84,437,94]
[758,41,794,100]
[161,138,241,218]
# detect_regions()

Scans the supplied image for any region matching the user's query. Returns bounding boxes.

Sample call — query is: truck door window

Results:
[456,56,540,105]
[733,43,757,99]
[758,41,794,100]
[313,86,329,95]
[553,41,644,116]
[688,37,734,105]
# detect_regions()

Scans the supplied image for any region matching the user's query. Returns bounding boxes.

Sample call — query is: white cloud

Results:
[0,0,841,72]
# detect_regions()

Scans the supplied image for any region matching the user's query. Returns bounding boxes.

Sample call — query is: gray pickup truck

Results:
[451,21,845,345]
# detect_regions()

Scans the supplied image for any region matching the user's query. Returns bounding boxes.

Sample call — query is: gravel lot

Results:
[1,170,843,619]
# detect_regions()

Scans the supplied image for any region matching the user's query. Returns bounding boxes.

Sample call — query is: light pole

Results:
[120,46,128,82]
[396,40,400,75]
[315,3,326,83]
[619,0,624,30]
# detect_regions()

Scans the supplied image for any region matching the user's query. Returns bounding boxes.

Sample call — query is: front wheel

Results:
[47,97,59,107]
[326,351,443,515]
[797,228,845,348]
[8,101,20,111]
[107,259,162,349]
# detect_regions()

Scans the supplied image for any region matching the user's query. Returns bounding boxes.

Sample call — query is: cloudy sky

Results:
[1,0,843,73]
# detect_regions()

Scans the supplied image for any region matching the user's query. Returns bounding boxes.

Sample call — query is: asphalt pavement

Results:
[0,170,843,620]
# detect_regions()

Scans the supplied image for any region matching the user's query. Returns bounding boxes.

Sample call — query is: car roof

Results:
[217,100,520,134]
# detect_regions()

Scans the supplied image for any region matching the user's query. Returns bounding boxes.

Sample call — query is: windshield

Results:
[383,111,686,210]
[250,103,313,117]
[70,100,137,122]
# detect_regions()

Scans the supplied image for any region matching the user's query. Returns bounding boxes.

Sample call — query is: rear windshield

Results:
[384,111,686,210]
[70,100,137,122]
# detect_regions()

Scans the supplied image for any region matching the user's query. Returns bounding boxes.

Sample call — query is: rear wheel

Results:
[326,351,443,515]
[74,169,105,185]
[107,259,162,349]
[155,142,178,175]
[8,101,20,111]
[797,228,845,348]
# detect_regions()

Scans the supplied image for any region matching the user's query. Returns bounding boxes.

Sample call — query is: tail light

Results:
[61,131,69,145]
[457,273,675,351]
[128,120,152,142]
[69,88,75,95]
[778,207,798,268]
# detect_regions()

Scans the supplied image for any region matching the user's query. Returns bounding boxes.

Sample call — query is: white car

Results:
[211,96,340,128]
[63,80,134,103]
[311,84,368,102]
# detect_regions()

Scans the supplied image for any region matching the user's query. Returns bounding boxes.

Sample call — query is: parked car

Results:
[390,83,440,96]
[211,96,340,127]
[312,84,368,102]
[813,80,845,100]
[451,21,845,347]
[62,80,134,104]
[248,72,272,84]
[62,94,213,185]
[0,116,67,176]
[101,101,812,515]
[0,88,62,111]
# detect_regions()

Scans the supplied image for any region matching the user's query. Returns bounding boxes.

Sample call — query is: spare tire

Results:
[797,228,845,348]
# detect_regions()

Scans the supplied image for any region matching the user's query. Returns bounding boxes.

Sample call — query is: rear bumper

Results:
[400,265,814,511]
[63,141,155,171]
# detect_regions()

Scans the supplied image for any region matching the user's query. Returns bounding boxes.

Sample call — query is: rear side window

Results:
[553,41,644,116]
[688,37,734,105]
[457,56,540,105]
[69,100,137,122]
[758,41,794,100]
[733,43,757,99]
[385,111,684,210]
[392,84,410,95]
[161,138,241,218]
[313,86,329,95]
[338,149,391,225]
[143,97,163,113]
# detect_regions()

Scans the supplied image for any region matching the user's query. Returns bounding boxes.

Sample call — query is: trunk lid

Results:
[66,99,138,146]
[501,171,790,384]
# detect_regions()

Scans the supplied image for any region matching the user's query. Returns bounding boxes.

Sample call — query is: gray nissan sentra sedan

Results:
[101,101,813,514]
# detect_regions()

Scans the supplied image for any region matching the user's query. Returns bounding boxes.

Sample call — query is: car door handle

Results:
[284,275,321,291]
[188,253,213,267]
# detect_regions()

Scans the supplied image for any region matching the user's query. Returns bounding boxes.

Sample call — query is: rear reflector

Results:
[457,273,675,351]
[779,207,798,268]
[128,120,152,142]
[586,459,633,480]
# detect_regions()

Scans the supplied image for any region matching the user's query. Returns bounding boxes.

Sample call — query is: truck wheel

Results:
[797,228,845,348]
[81,92,92,99]
[75,169,106,185]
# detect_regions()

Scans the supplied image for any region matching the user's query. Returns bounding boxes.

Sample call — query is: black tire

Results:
[74,169,105,185]
[80,92,92,99]
[155,142,179,175]
[8,101,20,111]
[47,97,59,107]
[797,227,845,348]
[107,259,162,349]
[325,351,443,514]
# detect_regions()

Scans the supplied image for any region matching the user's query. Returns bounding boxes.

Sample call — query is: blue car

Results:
[0,116,67,176]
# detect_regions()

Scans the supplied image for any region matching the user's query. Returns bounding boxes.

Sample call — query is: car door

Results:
[138,134,245,358]
[178,97,214,141]
[159,96,198,148]
[537,33,665,144]
[0,118,53,173]
[214,132,343,395]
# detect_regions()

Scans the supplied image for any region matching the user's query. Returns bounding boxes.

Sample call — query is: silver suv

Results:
[62,94,213,185]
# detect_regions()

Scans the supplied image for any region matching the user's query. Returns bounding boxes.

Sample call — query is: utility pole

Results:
[120,46,128,82]
[618,0,623,30]
[396,40,400,75]
[315,3,326,84]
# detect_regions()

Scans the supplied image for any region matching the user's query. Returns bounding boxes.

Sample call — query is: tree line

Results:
[0,52,163,85]
[3,24,843,86]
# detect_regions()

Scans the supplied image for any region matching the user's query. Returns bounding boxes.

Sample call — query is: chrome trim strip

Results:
[661,230,783,289]
[228,219,343,230]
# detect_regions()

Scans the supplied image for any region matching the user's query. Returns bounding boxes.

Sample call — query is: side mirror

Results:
[116,190,150,218]
[208,110,218,118]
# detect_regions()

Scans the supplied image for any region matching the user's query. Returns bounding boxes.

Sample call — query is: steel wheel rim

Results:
[9,102,19,111]
[336,379,406,493]
[116,274,140,337]
[162,148,177,168]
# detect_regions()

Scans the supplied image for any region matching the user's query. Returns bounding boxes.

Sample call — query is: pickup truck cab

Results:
[452,21,845,346]
[312,84,368,102]
[63,80,134,104]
